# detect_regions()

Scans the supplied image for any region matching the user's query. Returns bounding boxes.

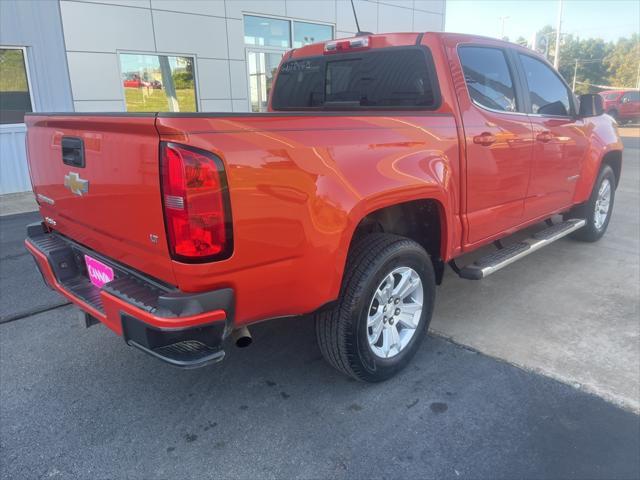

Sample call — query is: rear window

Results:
[271,48,439,110]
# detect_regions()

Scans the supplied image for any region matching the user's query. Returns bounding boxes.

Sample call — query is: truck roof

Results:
[289,31,543,60]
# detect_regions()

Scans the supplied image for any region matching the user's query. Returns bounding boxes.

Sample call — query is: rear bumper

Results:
[25,222,234,368]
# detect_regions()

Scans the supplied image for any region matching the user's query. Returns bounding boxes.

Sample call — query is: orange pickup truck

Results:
[25,32,622,381]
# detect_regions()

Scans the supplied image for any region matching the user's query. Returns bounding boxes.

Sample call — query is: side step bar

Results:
[457,219,586,280]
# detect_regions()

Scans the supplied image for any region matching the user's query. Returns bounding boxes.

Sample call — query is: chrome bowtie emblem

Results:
[64,172,89,196]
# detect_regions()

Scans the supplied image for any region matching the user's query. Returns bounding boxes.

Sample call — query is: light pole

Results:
[554,0,563,69]
[572,59,579,92]
[498,16,510,40]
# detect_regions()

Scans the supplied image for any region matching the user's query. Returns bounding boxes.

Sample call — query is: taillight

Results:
[160,142,233,262]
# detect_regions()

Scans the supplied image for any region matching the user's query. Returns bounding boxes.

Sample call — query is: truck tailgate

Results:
[25,114,175,285]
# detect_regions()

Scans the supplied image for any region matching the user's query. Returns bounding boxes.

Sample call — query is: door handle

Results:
[536,131,554,143]
[473,132,496,146]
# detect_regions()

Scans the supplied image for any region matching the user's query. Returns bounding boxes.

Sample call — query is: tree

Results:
[515,36,528,47]
[605,34,640,88]
[558,35,612,94]
[534,26,613,94]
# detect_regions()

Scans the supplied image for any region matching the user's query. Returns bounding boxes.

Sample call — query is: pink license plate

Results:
[84,254,114,288]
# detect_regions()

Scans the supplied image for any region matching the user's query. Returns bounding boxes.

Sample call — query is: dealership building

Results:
[0,0,445,194]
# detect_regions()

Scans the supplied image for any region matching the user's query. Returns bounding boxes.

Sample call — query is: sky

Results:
[445,0,640,43]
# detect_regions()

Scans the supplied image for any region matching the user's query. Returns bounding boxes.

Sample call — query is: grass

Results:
[0,49,28,91]
[124,87,197,112]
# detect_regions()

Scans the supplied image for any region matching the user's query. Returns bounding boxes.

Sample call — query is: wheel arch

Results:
[345,198,449,285]
[601,150,622,188]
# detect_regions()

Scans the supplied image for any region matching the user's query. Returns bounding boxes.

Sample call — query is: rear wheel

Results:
[570,165,616,242]
[608,109,620,123]
[314,234,435,382]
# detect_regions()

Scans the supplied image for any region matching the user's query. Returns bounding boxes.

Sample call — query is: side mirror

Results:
[578,93,604,117]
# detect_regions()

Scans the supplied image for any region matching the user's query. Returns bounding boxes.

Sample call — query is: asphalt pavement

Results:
[1,137,639,479]
[1,307,639,479]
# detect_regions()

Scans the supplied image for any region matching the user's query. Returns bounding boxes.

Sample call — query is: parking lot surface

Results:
[1,136,639,479]
[2,307,639,479]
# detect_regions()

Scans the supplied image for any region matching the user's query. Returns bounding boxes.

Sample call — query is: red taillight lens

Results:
[161,142,232,262]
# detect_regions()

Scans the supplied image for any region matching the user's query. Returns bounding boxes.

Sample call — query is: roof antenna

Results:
[350,0,362,34]
[350,0,372,36]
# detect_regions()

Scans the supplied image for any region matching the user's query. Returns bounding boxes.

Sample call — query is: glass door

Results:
[247,49,283,112]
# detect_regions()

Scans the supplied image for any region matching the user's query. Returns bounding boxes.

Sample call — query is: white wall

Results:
[59,0,445,113]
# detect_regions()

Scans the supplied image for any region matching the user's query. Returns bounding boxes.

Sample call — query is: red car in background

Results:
[599,89,640,124]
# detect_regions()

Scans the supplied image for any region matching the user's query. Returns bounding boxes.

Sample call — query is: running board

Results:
[457,219,586,280]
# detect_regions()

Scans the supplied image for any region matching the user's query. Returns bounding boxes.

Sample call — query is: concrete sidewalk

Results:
[0,192,37,216]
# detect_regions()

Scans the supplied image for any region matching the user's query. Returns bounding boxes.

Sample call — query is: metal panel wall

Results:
[0,125,29,194]
[0,0,73,194]
[59,0,446,113]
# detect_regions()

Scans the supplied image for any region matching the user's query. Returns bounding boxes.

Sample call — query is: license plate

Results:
[84,254,114,288]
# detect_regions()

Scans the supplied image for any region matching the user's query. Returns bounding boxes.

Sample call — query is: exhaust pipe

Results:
[231,326,252,348]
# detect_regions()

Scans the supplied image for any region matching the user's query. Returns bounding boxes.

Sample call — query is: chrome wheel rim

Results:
[594,178,611,230]
[367,266,423,359]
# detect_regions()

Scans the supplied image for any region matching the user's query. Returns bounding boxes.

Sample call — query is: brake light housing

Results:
[324,36,370,54]
[160,142,233,263]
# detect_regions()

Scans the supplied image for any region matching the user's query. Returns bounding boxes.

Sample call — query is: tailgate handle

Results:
[62,137,85,168]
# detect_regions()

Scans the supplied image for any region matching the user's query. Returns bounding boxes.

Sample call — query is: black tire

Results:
[569,165,616,242]
[314,233,435,382]
[608,109,620,123]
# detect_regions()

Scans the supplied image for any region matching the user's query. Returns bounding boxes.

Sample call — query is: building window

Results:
[243,16,333,112]
[293,21,333,48]
[0,47,33,125]
[244,16,291,48]
[248,51,282,112]
[119,53,197,112]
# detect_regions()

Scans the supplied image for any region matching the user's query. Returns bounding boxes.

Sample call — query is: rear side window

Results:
[458,46,518,113]
[272,48,438,110]
[518,54,572,116]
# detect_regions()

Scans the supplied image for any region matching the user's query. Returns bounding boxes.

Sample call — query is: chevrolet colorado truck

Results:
[25,33,622,381]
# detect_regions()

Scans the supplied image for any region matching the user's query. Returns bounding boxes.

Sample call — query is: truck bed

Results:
[26,111,459,325]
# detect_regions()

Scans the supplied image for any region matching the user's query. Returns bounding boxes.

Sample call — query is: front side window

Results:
[0,48,33,124]
[518,54,571,116]
[272,48,437,110]
[458,46,517,113]
[119,54,196,112]
[622,91,639,102]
